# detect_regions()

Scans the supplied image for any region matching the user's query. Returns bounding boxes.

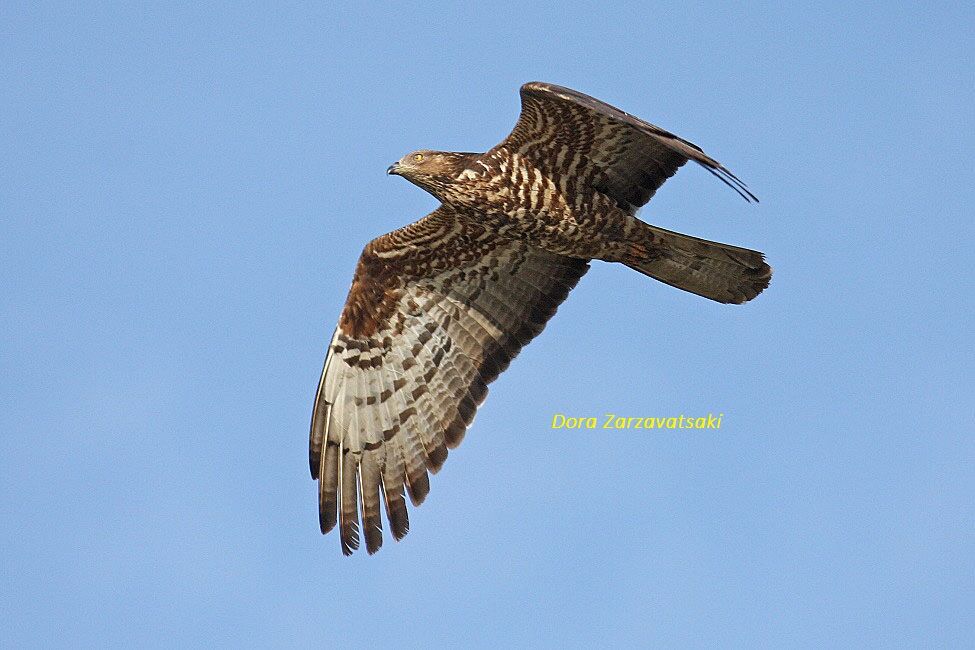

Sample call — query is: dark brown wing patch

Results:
[504,81,757,210]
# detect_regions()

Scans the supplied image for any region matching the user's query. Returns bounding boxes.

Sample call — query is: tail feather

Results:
[624,224,772,304]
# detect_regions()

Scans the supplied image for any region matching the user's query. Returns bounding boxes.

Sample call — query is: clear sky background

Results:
[2,2,973,648]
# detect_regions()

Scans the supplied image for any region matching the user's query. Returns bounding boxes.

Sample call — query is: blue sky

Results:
[2,2,973,647]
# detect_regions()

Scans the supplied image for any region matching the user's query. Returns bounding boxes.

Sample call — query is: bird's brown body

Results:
[313,82,771,554]
[447,149,639,259]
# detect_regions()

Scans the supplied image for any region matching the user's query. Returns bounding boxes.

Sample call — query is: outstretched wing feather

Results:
[310,205,588,554]
[502,81,757,210]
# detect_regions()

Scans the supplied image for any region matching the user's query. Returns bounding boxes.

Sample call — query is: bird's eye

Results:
[413,153,424,162]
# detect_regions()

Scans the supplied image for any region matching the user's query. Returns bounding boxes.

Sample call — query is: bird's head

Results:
[387,150,478,202]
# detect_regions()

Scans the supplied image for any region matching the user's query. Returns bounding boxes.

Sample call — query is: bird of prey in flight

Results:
[310,82,771,554]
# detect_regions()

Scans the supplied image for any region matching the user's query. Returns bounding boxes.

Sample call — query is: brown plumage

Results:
[310,82,771,554]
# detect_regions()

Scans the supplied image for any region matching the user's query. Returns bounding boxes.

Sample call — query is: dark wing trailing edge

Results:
[309,206,589,554]
[502,81,758,211]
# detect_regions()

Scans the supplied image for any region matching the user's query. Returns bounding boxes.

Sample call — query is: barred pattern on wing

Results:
[504,82,757,211]
[310,206,588,554]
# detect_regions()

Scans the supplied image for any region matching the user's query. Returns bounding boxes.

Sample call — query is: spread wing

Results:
[501,81,757,211]
[310,206,589,554]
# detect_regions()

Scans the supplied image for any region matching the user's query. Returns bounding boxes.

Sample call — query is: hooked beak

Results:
[386,162,400,176]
